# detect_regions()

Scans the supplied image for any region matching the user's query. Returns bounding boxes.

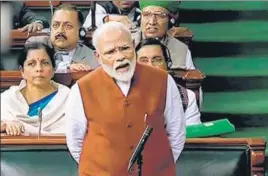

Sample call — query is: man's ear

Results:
[93,51,101,64]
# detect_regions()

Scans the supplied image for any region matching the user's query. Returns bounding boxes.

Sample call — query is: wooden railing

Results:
[24,1,91,7]
[0,70,205,96]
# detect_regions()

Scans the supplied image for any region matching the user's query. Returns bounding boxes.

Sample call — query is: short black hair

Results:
[18,42,56,68]
[135,38,172,68]
[54,4,84,25]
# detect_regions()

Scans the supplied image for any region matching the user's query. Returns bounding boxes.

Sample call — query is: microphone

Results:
[127,125,153,173]
[37,108,43,139]
[91,1,96,28]
[49,1,54,18]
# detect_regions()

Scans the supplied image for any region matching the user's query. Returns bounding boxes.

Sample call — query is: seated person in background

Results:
[136,38,201,126]
[26,4,99,73]
[134,1,195,69]
[0,42,70,136]
[83,0,140,28]
[7,2,49,33]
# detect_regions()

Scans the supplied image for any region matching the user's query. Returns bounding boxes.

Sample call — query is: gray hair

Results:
[92,21,132,49]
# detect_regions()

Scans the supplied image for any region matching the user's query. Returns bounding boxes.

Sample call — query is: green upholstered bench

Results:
[201,89,268,114]
[178,138,266,176]
[1,136,77,176]
[195,57,268,77]
[222,127,268,175]
[180,1,268,11]
[1,136,266,176]
[222,127,268,156]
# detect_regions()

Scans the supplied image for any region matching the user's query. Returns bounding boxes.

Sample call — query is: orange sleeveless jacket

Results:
[78,63,176,176]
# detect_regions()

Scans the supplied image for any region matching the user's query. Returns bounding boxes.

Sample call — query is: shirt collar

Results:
[68,48,76,58]
[55,48,76,58]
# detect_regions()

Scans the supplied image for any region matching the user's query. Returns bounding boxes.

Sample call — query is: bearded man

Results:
[65,21,185,176]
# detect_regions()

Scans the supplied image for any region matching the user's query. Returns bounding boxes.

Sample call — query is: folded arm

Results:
[164,74,186,162]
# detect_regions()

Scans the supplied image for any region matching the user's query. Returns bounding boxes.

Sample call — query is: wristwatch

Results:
[34,20,43,25]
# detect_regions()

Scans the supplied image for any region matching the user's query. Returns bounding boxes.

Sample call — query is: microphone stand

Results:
[37,108,43,139]
[137,151,143,176]
[84,1,96,49]
[127,125,153,176]
[128,144,144,176]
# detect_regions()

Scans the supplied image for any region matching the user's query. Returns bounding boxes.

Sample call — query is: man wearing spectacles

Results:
[136,38,201,126]
[26,4,99,73]
[135,1,195,70]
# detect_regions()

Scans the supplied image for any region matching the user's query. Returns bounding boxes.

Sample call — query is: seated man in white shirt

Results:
[26,4,99,73]
[136,38,201,126]
[65,22,185,176]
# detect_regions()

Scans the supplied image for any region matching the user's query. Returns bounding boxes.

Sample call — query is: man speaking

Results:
[65,21,185,176]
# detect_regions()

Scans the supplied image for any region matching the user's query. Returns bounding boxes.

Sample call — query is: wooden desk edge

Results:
[1,135,66,145]
[1,136,265,146]
[186,137,266,147]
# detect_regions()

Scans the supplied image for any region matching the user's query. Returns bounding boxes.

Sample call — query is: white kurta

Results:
[185,89,201,126]
[1,80,70,135]
[65,74,186,163]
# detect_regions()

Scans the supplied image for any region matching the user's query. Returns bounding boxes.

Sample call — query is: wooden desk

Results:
[10,30,49,48]
[24,1,91,7]
[167,27,194,47]
[0,71,91,92]
[24,1,61,7]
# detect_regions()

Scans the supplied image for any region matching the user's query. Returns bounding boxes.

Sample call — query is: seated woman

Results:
[136,38,201,126]
[0,42,70,136]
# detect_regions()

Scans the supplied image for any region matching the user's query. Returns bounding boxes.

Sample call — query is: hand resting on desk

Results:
[1,120,25,136]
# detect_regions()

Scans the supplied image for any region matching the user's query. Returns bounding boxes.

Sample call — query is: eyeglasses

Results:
[138,57,164,66]
[141,11,169,20]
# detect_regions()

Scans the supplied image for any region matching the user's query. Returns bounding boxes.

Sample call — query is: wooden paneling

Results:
[10,30,49,47]
[24,1,61,7]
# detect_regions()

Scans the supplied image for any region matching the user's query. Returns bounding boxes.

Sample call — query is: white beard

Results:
[100,56,136,82]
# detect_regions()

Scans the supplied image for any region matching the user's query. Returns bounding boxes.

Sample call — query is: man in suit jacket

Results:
[26,4,99,73]
[10,2,49,33]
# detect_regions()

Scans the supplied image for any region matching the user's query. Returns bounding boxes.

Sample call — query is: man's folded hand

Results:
[19,21,44,33]
[69,63,91,72]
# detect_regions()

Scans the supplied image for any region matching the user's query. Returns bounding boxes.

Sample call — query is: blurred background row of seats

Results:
[179,2,268,173]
